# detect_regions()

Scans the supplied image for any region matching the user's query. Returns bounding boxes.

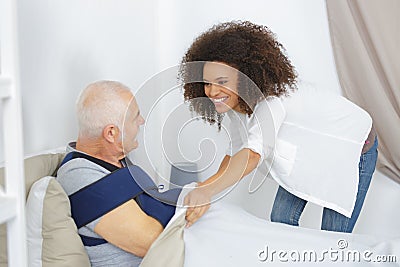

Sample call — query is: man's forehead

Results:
[128,96,140,114]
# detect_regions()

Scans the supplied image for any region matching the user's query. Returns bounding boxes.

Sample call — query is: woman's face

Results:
[203,62,242,114]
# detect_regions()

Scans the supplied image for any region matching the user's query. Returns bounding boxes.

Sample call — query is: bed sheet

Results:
[141,189,399,267]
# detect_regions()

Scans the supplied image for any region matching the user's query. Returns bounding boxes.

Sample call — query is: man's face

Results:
[122,96,145,154]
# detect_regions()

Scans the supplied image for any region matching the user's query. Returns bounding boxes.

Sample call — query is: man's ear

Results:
[103,124,119,143]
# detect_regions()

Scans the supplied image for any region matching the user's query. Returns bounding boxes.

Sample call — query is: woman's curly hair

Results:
[179,20,297,128]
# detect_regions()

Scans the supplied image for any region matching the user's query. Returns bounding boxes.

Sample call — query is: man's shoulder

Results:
[56,158,110,195]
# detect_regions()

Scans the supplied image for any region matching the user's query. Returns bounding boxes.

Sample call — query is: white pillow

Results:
[26,176,90,267]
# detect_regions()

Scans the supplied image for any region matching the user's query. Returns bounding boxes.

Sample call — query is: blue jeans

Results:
[270,137,378,233]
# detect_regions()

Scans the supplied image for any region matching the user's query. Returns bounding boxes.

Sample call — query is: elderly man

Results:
[57,80,170,266]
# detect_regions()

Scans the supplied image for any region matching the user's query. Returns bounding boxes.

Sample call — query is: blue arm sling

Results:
[60,152,182,246]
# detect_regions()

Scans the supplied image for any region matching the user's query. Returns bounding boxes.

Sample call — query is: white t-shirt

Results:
[226,85,372,217]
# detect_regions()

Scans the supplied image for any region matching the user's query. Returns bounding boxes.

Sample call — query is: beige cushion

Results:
[26,176,90,267]
[140,210,185,267]
[0,153,65,267]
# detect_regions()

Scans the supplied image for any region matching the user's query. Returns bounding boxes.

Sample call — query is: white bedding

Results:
[141,188,399,267]
[183,203,399,266]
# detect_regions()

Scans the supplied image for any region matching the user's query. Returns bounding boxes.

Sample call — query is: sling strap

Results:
[61,152,182,246]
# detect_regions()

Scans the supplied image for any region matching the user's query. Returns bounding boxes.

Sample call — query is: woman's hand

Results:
[184,184,213,228]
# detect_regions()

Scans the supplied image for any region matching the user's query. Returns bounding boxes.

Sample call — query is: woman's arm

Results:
[94,199,163,257]
[216,154,231,172]
[184,148,260,227]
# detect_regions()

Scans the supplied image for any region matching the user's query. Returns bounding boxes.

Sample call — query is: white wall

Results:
[4,0,399,239]
[10,0,342,173]
[15,0,159,157]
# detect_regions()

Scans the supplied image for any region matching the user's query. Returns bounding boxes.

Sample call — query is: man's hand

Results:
[184,185,212,228]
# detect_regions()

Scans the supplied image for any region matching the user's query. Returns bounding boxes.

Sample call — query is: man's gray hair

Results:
[76,80,132,138]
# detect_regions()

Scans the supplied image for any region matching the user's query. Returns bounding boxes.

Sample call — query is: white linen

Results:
[226,84,372,217]
[183,203,399,267]
[141,185,399,267]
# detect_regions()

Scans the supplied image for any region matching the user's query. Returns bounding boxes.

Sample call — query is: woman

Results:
[179,21,377,232]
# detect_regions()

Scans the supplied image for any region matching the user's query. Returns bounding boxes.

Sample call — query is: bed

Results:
[141,187,399,267]
[1,152,398,267]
